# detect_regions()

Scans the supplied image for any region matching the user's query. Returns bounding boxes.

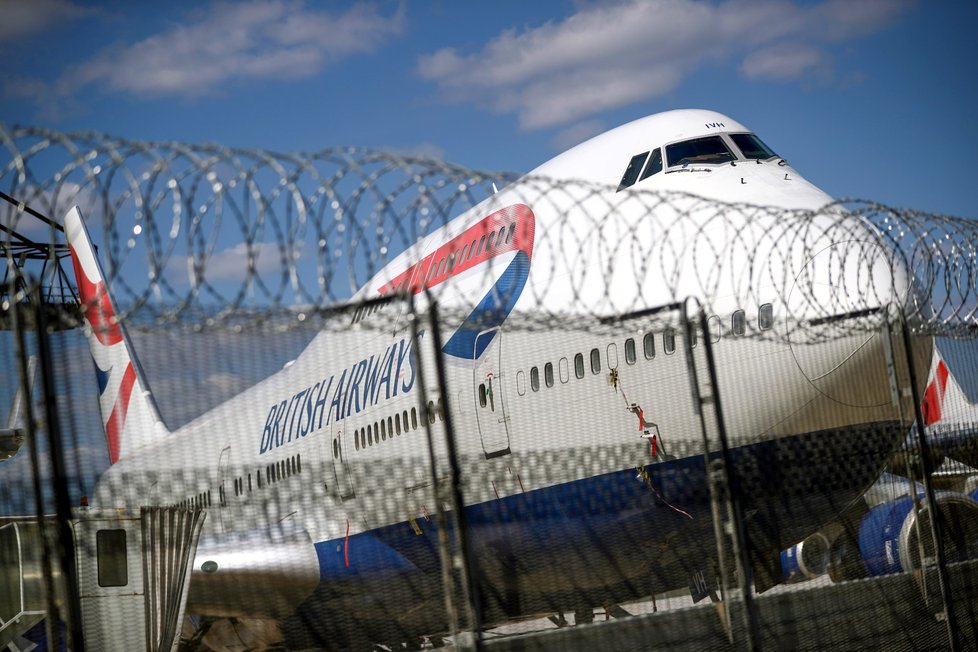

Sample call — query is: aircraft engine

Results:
[184,523,320,619]
[780,532,831,582]
[857,491,978,577]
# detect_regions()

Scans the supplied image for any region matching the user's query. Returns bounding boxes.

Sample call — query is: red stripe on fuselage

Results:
[69,244,123,346]
[378,204,535,296]
[105,362,137,464]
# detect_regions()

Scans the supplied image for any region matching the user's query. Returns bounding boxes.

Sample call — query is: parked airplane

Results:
[61,109,934,648]
[782,345,978,586]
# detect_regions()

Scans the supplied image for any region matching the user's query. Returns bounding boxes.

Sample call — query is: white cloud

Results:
[740,44,825,81]
[552,119,608,152]
[42,1,405,100]
[417,0,912,130]
[0,0,91,43]
[165,241,286,286]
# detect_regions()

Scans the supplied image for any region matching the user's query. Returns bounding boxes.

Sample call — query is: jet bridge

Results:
[0,191,81,332]
[0,508,205,651]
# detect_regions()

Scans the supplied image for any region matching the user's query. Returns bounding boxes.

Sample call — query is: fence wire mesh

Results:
[2,124,978,651]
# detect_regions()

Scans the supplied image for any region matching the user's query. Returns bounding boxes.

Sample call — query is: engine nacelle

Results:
[781,532,831,582]
[858,491,978,577]
[185,523,320,619]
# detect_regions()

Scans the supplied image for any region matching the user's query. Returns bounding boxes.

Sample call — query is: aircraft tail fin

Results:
[64,207,170,464]
[921,349,968,427]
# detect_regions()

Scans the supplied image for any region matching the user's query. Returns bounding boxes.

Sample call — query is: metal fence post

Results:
[680,297,760,651]
[9,280,61,650]
[408,296,482,650]
[30,282,86,652]
[881,312,960,651]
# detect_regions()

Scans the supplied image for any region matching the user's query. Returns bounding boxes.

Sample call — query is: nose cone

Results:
[786,235,926,408]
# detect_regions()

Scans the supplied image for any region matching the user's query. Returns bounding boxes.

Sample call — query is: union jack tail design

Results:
[64,207,169,464]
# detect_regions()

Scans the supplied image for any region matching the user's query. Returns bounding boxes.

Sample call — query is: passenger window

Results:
[624,338,636,365]
[643,332,655,359]
[617,151,649,192]
[640,149,663,180]
[477,235,486,256]
[559,357,569,383]
[468,240,477,259]
[759,303,774,330]
[606,343,619,369]
[732,309,746,336]
[403,410,409,432]
[354,429,360,451]
[506,223,516,244]
[590,348,601,374]
[530,366,540,392]
[516,370,526,396]
[708,315,721,343]
[395,413,401,435]
[574,353,585,379]
[479,383,488,407]
[436,398,445,420]
[544,362,554,388]
[488,230,497,250]
[428,401,436,424]
[411,407,418,429]
[664,329,676,355]
[381,419,387,441]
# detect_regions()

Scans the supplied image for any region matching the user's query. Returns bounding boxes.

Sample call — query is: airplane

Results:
[49,108,937,649]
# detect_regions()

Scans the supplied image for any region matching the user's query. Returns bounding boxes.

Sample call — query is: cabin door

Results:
[473,328,511,458]
[218,445,231,532]
[330,424,356,500]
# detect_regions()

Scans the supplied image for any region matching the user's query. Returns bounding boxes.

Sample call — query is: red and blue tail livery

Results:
[65,207,169,464]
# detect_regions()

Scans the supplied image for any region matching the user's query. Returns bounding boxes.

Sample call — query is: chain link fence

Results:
[2,124,978,650]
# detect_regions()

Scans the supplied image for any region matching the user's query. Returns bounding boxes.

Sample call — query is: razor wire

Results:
[2,123,977,338]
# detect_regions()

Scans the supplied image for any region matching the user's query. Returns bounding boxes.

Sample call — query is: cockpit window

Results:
[640,149,662,180]
[617,151,649,191]
[666,136,735,167]
[730,133,778,160]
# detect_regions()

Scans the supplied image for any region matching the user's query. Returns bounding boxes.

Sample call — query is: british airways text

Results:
[259,334,421,454]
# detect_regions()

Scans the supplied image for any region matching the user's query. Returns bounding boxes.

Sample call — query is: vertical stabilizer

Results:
[920,349,973,427]
[64,207,169,464]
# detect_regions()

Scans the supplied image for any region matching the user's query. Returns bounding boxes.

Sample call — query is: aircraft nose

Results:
[785,238,922,408]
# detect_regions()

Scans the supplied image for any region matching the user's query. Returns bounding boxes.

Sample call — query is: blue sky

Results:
[1,0,977,218]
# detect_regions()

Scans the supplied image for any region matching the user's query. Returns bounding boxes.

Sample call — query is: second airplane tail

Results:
[65,207,170,464]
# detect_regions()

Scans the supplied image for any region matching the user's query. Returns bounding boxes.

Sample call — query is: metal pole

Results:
[681,297,760,651]
[408,299,465,647]
[9,279,61,651]
[896,316,960,651]
[697,307,761,651]
[31,283,86,651]
[426,300,483,649]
